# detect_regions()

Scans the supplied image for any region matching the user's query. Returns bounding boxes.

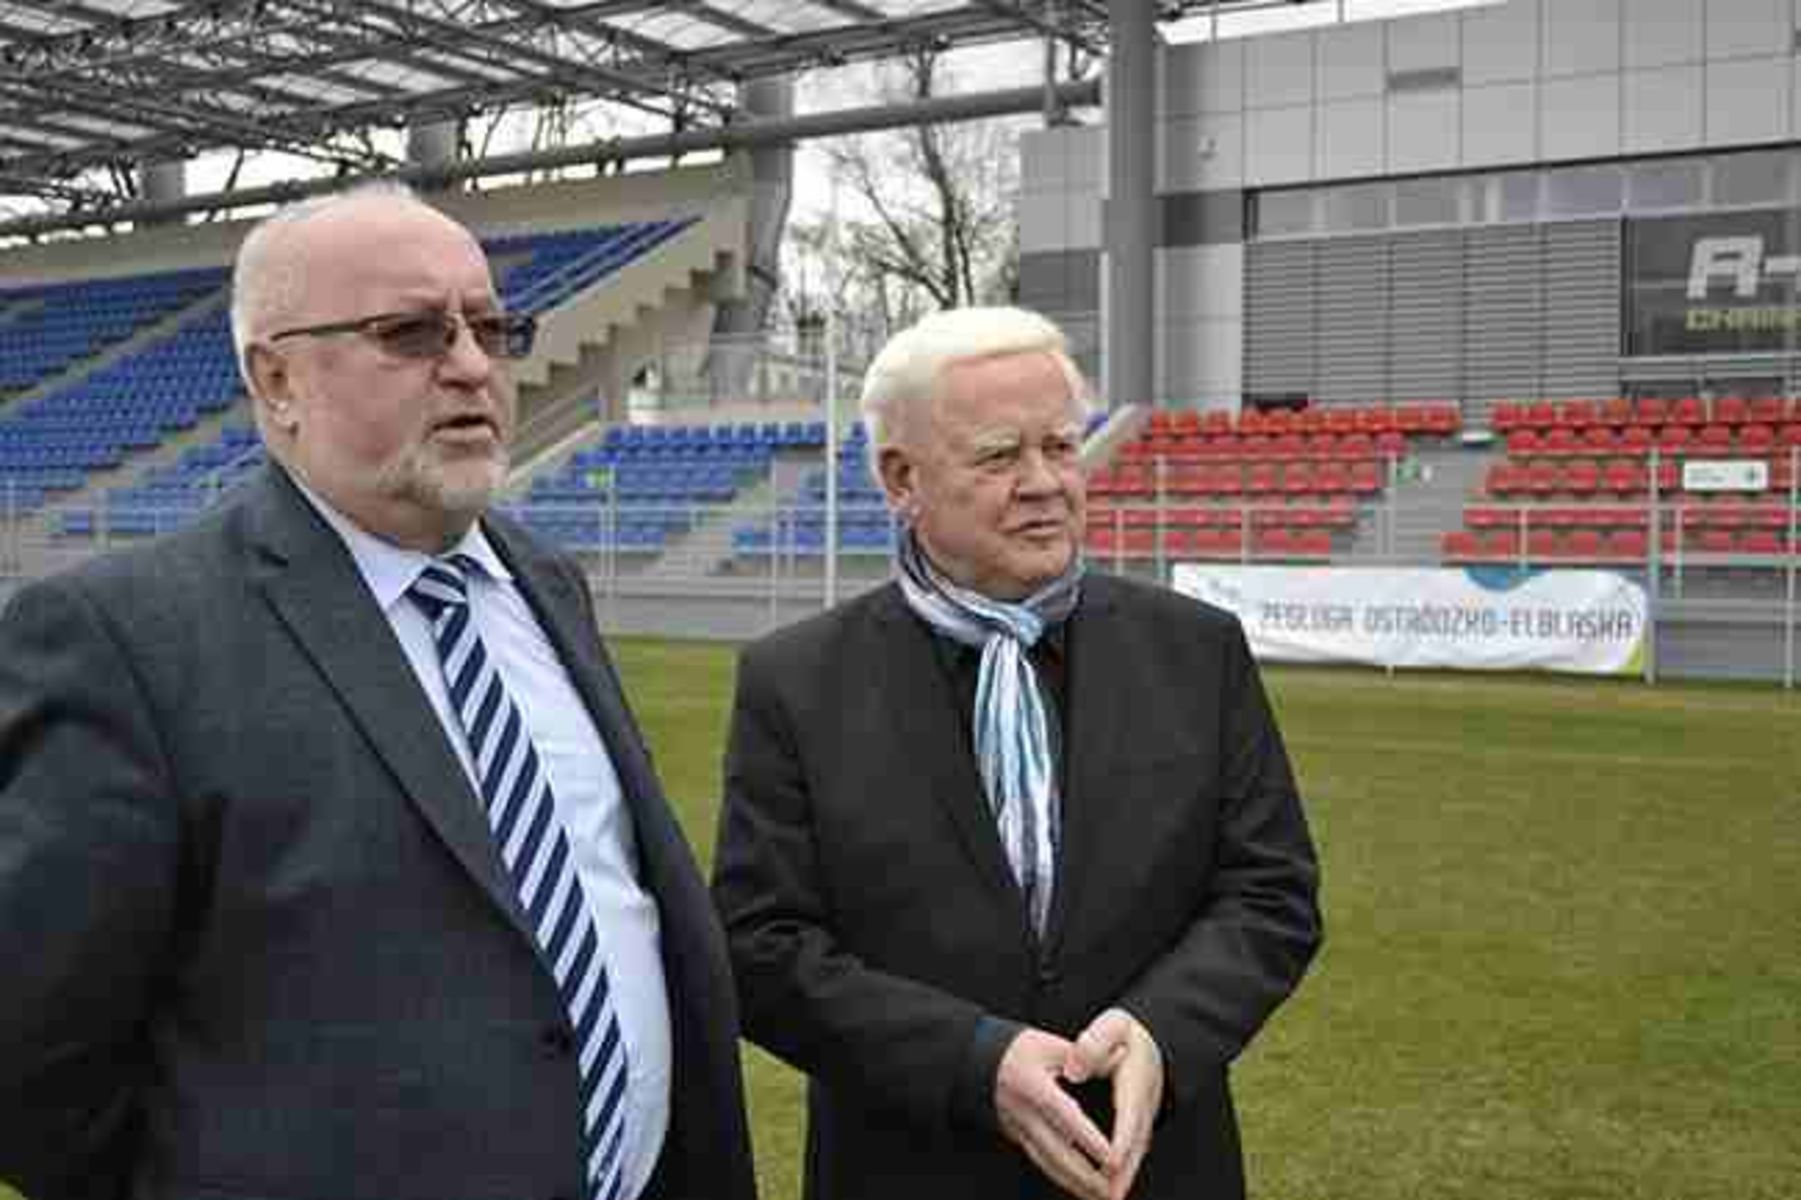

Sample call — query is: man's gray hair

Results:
[858,306,1091,475]
[230,179,424,391]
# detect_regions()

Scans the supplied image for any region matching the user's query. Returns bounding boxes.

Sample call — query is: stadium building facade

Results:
[1018,0,1801,415]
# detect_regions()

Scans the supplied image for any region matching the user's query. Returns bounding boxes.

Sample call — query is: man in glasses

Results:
[0,182,757,1200]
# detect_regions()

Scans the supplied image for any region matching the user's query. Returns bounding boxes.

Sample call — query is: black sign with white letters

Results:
[1624,208,1801,355]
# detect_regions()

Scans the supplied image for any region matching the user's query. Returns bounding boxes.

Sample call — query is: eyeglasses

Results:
[267,309,538,360]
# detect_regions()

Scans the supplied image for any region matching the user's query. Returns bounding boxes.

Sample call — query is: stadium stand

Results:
[1442,397,1801,564]
[506,419,810,551]
[1085,402,1460,562]
[33,222,706,539]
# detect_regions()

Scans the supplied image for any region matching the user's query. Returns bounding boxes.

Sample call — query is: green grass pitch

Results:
[613,637,1800,1200]
[3,641,1793,1200]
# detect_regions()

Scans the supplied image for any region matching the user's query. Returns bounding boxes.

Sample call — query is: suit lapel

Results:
[244,468,532,942]
[1043,576,1122,955]
[873,585,1030,922]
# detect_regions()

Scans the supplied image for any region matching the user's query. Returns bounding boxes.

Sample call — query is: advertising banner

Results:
[1624,208,1801,355]
[1170,565,1649,675]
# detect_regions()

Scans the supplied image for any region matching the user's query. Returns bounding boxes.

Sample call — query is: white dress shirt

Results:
[297,483,671,1200]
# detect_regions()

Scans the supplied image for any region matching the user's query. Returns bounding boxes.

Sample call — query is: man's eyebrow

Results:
[967,429,1024,455]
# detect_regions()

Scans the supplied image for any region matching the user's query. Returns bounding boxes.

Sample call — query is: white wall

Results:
[1153,0,1801,189]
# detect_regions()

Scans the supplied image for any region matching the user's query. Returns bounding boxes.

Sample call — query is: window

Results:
[1627,160,1704,212]
[1254,189,1314,237]
[1497,171,1540,221]
[1323,182,1388,231]
[1394,177,1461,226]
[1713,150,1792,207]
[1545,165,1623,217]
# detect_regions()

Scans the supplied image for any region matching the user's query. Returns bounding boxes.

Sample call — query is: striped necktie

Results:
[408,556,631,1200]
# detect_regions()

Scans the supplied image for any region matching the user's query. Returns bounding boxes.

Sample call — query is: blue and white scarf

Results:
[896,531,1084,934]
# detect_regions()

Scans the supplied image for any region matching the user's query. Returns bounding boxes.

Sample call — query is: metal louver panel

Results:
[1464,225,1544,405]
[1245,241,1315,398]
[1388,230,1464,404]
[1314,237,1390,406]
[1540,220,1621,398]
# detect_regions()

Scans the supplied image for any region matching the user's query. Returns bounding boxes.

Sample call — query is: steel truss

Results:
[0,0,1331,231]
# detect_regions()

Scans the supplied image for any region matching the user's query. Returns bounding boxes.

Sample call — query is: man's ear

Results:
[247,343,298,433]
[876,444,919,522]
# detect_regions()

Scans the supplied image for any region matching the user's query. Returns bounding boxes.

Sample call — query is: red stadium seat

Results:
[1564,459,1601,494]
[1747,396,1786,425]
[1426,404,1462,436]
[1712,395,1749,425]
[1245,464,1280,494]
[1507,429,1544,457]
[1617,425,1654,455]
[1582,425,1621,454]
[1565,529,1604,558]
[1737,424,1776,454]
[1542,427,1582,456]
[1671,396,1708,426]
[1466,504,1518,528]
[1482,529,1522,558]
[1560,399,1597,428]
[1741,530,1787,556]
[1656,425,1694,453]
[1602,459,1647,495]
[1600,397,1633,427]
[1442,530,1481,560]
[1293,529,1333,557]
[1695,424,1734,454]
[1604,529,1648,560]
[1525,461,1560,495]
[1282,462,1316,495]
[1633,397,1669,426]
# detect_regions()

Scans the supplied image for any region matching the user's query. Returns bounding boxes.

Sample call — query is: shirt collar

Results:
[290,473,513,611]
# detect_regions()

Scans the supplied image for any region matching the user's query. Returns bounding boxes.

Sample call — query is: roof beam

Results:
[0,76,1100,238]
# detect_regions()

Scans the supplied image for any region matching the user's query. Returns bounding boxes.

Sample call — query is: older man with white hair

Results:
[713,305,1323,1200]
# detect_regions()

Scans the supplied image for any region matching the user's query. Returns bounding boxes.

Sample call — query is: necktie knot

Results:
[409,556,475,619]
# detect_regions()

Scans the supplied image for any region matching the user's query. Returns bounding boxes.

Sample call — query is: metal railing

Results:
[3,476,1797,687]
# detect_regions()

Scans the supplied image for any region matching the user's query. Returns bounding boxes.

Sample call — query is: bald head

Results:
[231,182,479,397]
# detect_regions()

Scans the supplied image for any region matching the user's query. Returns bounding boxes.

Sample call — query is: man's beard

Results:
[379,441,509,523]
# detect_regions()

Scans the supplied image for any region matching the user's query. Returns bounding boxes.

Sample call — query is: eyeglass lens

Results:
[375,312,535,360]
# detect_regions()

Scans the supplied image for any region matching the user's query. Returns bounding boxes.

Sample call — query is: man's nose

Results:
[438,316,494,383]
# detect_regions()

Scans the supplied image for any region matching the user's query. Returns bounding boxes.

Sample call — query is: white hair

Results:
[229,179,426,393]
[858,306,1091,476]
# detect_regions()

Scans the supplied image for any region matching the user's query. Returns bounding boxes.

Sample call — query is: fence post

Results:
[1645,448,1662,684]
[1786,445,1797,691]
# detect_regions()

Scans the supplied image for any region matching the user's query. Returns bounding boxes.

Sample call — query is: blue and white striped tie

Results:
[409,556,630,1200]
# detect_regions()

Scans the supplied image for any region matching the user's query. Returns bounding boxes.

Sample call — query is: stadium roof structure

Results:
[0,0,1378,235]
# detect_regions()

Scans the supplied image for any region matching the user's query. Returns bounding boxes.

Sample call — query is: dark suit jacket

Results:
[0,466,756,1200]
[712,574,1321,1200]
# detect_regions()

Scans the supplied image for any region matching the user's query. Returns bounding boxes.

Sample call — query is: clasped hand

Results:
[994,1008,1165,1200]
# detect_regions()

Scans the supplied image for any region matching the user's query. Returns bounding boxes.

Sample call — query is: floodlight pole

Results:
[1106,0,1156,416]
